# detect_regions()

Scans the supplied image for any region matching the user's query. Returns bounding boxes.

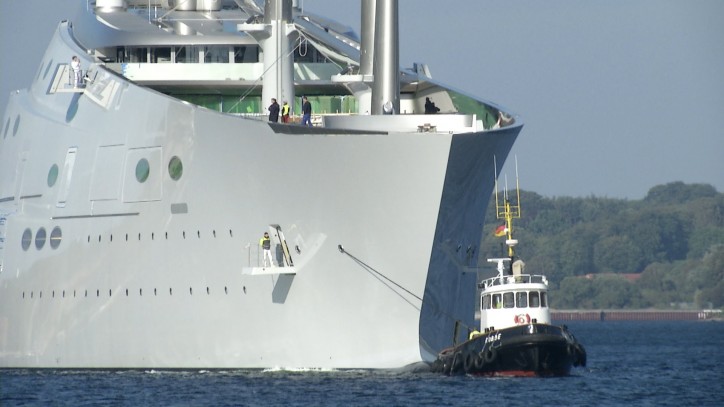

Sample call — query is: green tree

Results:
[644,181,717,204]
[593,235,644,273]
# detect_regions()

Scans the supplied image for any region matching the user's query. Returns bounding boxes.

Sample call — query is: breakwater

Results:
[552,310,720,321]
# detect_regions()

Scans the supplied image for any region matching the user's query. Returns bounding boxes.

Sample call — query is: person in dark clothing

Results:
[268,98,280,122]
[424,97,440,114]
[301,96,312,126]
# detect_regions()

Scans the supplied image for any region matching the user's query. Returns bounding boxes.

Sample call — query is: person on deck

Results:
[301,96,312,126]
[71,56,82,87]
[268,98,280,122]
[260,232,274,267]
[281,100,290,123]
[424,97,439,114]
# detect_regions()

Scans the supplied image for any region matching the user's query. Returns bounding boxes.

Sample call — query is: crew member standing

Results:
[71,55,82,87]
[301,96,312,127]
[268,98,280,122]
[260,232,274,267]
[281,100,290,123]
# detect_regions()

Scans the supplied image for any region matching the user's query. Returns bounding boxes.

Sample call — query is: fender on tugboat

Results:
[484,346,498,364]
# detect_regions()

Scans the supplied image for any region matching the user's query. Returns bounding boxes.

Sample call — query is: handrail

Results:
[478,274,548,289]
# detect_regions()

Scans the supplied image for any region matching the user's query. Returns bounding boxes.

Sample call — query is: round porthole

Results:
[168,156,183,181]
[21,228,32,251]
[135,158,150,183]
[35,227,47,250]
[47,164,59,187]
[50,226,62,249]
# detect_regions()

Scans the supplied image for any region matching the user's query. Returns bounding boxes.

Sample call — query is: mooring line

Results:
[338,245,423,302]
[337,244,476,334]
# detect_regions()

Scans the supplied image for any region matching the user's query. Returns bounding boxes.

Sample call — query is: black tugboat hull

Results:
[431,324,586,377]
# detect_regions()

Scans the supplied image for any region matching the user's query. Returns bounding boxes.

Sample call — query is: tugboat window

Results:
[516,292,528,308]
[135,158,150,183]
[529,291,540,308]
[541,292,548,307]
[482,294,491,310]
[503,292,515,308]
[492,294,502,309]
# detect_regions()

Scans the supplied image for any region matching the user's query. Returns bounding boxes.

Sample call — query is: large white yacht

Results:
[0,0,522,369]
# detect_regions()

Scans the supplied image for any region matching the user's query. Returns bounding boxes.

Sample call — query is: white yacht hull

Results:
[0,14,520,369]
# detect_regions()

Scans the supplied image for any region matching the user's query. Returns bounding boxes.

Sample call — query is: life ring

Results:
[514,313,531,325]
[484,347,497,364]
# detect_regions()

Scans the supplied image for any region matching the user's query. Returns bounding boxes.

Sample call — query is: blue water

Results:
[1,321,722,406]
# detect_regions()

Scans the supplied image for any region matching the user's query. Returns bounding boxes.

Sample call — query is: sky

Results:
[2,0,723,199]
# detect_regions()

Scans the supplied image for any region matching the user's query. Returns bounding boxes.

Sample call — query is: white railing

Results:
[478,274,548,289]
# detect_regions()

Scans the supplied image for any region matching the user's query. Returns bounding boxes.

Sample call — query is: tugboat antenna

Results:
[493,156,522,269]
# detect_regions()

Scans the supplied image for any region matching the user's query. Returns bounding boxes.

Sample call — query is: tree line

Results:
[479,181,724,309]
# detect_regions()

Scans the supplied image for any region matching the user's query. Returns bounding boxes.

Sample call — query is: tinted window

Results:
[516,292,528,308]
[503,292,515,308]
[492,294,502,309]
[529,291,540,308]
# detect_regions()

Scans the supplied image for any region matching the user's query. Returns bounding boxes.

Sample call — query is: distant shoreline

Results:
[551,309,722,321]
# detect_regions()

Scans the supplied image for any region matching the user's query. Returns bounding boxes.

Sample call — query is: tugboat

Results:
[431,175,586,376]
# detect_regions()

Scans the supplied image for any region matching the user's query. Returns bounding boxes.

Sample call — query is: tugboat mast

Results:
[494,157,522,274]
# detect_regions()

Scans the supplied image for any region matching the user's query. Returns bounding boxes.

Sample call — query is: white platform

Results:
[241,267,297,276]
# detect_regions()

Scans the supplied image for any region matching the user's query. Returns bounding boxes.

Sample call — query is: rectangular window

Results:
[128,47,148,63]
[503,292,515,308]
[176,46,200,63]
[541,292,548,307]
[529,291,540,308]
[204,46,230,63]
[492,294,502,309]
[482,294,491,310]
[154,47,172,63]
[234,46,259,63]
[516,292,528,308]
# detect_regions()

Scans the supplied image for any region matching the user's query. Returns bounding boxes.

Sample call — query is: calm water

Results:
[1,321,722,406]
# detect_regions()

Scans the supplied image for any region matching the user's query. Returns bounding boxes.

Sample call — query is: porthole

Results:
[168,156,183,180]
[35,227,47,250]
[47,164,59,187]
[21,228,32,251]
[135,158,150,183]
[12,115,20,137]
